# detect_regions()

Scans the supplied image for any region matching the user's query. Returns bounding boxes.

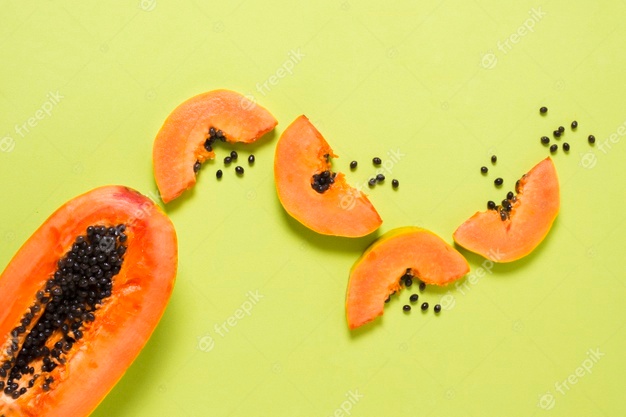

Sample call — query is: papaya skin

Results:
[153,89,277,203]
[274,115,382,237]
[346,227,469,330]
[0,186,177,417]
[453,157,560,263]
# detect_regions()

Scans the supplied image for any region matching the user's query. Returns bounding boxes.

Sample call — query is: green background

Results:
[1,1,625,416]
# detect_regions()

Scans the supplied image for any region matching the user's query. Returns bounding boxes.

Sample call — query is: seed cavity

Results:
[311,170,336,194]
[0,225,126,399]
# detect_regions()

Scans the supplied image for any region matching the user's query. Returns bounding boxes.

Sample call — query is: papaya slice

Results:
[346,227,469,329]
[153,89,277,203]
[453,157,559,263]
[0,186,177,416]
[274,115,382,237]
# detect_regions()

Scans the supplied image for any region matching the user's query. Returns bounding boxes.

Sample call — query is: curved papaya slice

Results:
[0,186,177,417]
[274,115,382,237]
[346,227,469,329]
[453,157,559,263]
[153,89,277,203]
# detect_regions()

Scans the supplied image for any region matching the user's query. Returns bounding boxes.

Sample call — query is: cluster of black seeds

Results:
[385,269,441,314]
[486,178,524,221]
[0,225,126,399]
[311,170,337,193]
[479,154,520,221]
[538,107,596,153]
[195,127,253,179]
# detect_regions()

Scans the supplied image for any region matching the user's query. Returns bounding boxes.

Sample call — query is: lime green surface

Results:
[1,1,625,416]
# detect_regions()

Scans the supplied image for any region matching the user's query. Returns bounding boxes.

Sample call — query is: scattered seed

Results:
[419,282,426,291]
[481,166,488,174]
[230,151,238,161]
[494,177,503,186]
[376,174,385,182]
[553,130,561,138]
[368,178,376,187]
[403,305,411,312]
[558,126,565,133]
[372,157,381,165]
[409,294,419,303]
[405,277,413,287]
[434,304,441,313]
[350,161,357,170]
[487,200,496,210]
[421,302,429,311]
[224,156,232,164]
[507,191,514,200]
[571,121,578,129]
[491,155,497,164]
[541,136,550,144]
[193,161,201,173]
[204,139,212,152]
[235,166,244,175]
[550,144,558,153]
[216,169,223,179]
[588,135,596,144]
[248,155,255,164]
[391,179,399,188]
[540,106,548,114]
[499,208,508,221]
[563,142,570,151]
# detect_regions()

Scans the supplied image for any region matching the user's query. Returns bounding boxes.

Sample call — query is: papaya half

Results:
[346,227,469,329]
[153,89,277,203]
[274,115,382,237]
[0,186,177,416]
[453,157,560,262]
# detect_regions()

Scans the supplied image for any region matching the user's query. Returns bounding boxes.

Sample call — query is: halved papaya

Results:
[346,227,469,329]
[0,186,177,416]
[453,157,559,263]
[274,115,382,237]
[153,89,277,203]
